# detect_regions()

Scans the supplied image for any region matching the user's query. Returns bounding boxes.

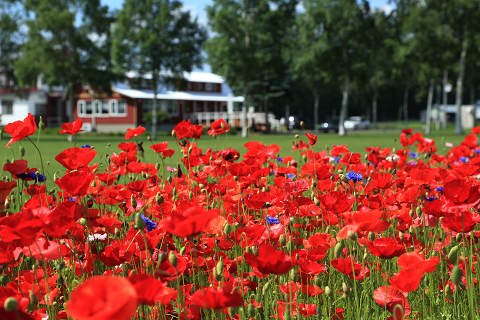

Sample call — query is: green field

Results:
[0,125,466,183]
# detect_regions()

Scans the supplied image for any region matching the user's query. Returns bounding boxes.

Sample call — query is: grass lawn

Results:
[0,125,466,183]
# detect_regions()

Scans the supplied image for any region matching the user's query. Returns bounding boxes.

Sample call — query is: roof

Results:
[113,88,244,102]
[124,71,224,84]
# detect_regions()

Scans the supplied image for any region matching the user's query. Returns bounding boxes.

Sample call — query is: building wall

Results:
[0,91,47,126]
[73,95,141,132]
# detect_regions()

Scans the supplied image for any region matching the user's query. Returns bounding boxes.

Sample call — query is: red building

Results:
[74,72,244,132]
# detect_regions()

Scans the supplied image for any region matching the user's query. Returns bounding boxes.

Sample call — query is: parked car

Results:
[343,116,370,130]
[318,119,339,133]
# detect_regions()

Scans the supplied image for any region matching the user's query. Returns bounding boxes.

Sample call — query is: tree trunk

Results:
[402,86,409,124]
[372,87,378,129]
[425,79,434,135]
[442,70,448,129]
[455,38,468,135]
[152,71,159,140]
[66,83,74,122]
[285,103,290,131]
[241,88,248,138]
[264,98,269,133]
[313,92,319,132]
[338,76,349,136]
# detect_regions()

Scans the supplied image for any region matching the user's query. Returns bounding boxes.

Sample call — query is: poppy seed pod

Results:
[447,245,459,264]
[3,297,18,312]
[333,241,345,258]
[168,251,178,267]
[450,265,463,286]
[134,212,145,230]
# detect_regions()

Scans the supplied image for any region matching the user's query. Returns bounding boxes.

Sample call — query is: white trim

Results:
[113,88,244,102]
[77,99,128,117]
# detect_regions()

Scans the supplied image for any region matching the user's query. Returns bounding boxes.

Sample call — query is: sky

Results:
[102,0,393,26]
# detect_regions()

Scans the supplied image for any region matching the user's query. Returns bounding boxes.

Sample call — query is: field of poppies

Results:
[0,114,479,320]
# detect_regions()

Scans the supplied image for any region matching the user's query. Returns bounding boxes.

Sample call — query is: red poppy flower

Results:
[158,206,220,237]
[128,274,177,305]
[55,170,94,196]
[125,126,146,140]
[245,243,293,275]
[172,120,203,140]
[331,256,370,280]
[150,142,175,158]
[3,160,28,177]
[208,118,230,136]
[367,237,406,259]
[66,276,138,320]
[373,286,410,318]
[0,181,16,211]
[59,119,83,135]
[55,147,97,170]
[190,287,243,309]
[389,252,439,292]
[4,113,38,147]
[305,133,317,146]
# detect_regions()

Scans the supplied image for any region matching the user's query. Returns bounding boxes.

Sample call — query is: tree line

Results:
[1,0,480,135]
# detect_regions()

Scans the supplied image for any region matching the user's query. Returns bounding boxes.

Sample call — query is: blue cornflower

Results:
[286,173,296,180]
[276,157,283,163]
[425,195,437,202]
[266,216,279,225]
[436,186,443,192]
[474,149,480,155]
[346,171,363,182]
[81,144,92,149]
[68,196,77,202]
[140,214,157,232]
[334,156,340,164]
[459,156,469,163]
[27,172,46,183]
[409,152,418,158]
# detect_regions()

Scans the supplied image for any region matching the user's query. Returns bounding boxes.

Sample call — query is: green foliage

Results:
[14,0,115,90]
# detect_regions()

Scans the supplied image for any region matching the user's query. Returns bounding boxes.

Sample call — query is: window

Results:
[205,83,215,92]
[110,99,127,116]
[77,100,92,116]
[1,100,13,115]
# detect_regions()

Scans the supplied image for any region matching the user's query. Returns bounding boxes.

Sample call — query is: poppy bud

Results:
[342,282,349,294]
[168,251,178,267]
[314,275,322,287]
[409,209,414,217]
[368,232,375,241]
[179,246,186,256]
[19,145,25,157]
[313,197,320,206]
[347,230,357,240]
[130,195,137,209]
[455,233,462,242]
[447,245,459,264]
[333,241,345,258]
[134,212,145,230]
[262,281,271,296]
[416,206,422,217]
[288,268,297,281]
[399,231,404,241]
[450,265,462,286]
[3,297,18,312]
[295,134,299,139]
[215,258,224,280]
[286,240,294,252]
[156,193,164,204]
[324,286,331,296]
[279,234,286,246]
[363,249,368,261]
[79,217,87,226]
[247,303,255,317]
[29,290,38,307]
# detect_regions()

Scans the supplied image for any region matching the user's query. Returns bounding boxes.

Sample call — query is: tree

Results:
[14,0,115,123]
[112,0,206,140]
[207,0,297,136]
[297,0,369,136]
[0,0,23,89]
